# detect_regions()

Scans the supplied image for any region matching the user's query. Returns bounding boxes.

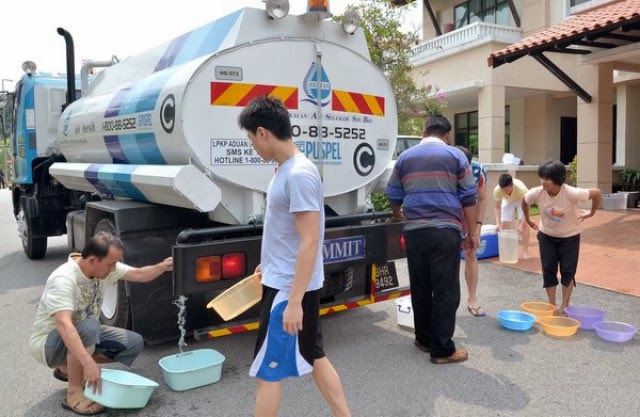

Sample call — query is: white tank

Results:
[51,7,397,224]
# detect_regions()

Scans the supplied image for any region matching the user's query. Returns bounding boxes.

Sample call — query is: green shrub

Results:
[621,167,640,192]
[370,193,390,211]
[568,155,578,187]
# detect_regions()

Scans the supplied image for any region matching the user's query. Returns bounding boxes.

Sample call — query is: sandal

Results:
[62,395,105,416]
[467,306,487,317]
[53,367,68,382]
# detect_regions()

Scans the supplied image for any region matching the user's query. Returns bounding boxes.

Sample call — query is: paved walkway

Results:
[487,208,640,297]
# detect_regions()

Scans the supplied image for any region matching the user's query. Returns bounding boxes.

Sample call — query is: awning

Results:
[487,0,640,102]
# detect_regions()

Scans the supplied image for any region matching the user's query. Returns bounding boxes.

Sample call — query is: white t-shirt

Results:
[524,184,590,238]
[29,254,130,366]
[260,153,325,292]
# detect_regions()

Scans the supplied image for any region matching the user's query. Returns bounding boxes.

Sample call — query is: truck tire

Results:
[17,210,47,260]
[319,267,354,300]
[95,218,131,329]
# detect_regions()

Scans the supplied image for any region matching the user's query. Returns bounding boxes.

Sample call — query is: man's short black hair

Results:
[537,159,566,186]
[82,231,124,260]
[424,115,452,138]
[498,173,514,188]
[456,146,473,164]
[237,96,292,140]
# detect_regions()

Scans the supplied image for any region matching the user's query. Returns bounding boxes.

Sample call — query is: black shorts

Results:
[537,231,580,288]
[249,286,325,382]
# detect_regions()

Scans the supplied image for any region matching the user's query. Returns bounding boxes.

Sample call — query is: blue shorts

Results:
[249,286,324,382]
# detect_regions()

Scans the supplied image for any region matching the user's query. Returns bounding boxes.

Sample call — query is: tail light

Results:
[196,256,221,283]
[400,234,406,251]
[195,252,246,283]
[222,253,246,279]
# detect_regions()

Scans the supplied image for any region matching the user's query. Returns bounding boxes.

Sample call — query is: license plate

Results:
[373,262,399,292]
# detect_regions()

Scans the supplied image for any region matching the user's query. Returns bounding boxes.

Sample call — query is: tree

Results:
[336,0,445,135]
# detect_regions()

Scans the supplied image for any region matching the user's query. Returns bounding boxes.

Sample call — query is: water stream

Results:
[173,295,188,353]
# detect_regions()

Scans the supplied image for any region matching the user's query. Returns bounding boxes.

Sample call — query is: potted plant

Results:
[621,167,640,208]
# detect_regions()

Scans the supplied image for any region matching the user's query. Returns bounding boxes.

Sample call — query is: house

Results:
[400,0,640,193]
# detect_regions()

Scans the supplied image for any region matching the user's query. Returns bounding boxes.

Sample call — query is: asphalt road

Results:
[1,188,639,417]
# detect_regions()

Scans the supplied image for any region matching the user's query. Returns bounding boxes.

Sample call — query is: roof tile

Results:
[488,0,640,66]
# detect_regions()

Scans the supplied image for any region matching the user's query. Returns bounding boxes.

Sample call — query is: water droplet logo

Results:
[302,63,331,107]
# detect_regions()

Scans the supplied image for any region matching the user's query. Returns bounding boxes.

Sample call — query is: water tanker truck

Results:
[4,2,409,343]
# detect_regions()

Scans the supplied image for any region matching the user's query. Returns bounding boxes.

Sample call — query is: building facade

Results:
[405,0,640,192]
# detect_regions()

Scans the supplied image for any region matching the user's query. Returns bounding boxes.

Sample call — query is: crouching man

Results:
[29,231,172,415]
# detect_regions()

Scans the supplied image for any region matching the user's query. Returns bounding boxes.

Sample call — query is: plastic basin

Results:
[592,321,637,343]
[159,349,226,391]
[520,301,556,320]
[207,273,262,321]
[538,316,580,337]
[564,305,606,330]
[84,369,158,409]
[497,310,536,331]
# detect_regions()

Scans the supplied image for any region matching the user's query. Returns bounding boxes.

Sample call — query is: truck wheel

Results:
[319,267,354,300]
[17,210,47,259]
[95,218,131,329]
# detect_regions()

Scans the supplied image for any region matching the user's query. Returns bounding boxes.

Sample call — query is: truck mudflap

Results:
[195,262,410,339]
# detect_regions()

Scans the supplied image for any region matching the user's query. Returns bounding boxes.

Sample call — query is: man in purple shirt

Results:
[387,114,478,364]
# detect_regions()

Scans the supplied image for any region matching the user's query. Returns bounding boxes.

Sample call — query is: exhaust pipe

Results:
[56,28,76,108]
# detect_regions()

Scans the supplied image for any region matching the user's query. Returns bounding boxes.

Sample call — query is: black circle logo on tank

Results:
[160,94,175,134]
[353,143,375,177]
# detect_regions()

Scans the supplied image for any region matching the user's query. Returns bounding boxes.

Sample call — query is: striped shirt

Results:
[386,137,477,234]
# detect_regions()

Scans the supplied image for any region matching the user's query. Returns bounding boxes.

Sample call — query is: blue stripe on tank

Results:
[104,135,130,164]
[85,164,114,197]
[104,132,166,165]
[105,85,133,117]
[117,133,147,164]
[155,32,190,72]
[194,11,242,59]
[132,69,176,114]
[135,132,166,164]
[84,164,148,202]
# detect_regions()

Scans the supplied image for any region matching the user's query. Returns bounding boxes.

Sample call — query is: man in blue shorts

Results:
[238,96,351,417]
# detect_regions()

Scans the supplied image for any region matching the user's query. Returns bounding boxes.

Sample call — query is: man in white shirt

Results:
[29,232,172,415]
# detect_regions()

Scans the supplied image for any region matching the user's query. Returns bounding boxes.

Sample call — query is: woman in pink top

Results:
[523,160,602,316]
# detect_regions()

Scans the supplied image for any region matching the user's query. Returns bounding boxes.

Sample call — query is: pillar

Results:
[478,84,505,163]
[577,62,613,191]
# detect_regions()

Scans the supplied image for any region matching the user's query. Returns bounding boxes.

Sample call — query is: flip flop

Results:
[61,397,105,416]
[53,367,68,382]
[467,306,487,317]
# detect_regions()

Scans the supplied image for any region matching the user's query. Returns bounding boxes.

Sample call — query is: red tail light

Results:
[400,234,406,251]
[222,253,246,279]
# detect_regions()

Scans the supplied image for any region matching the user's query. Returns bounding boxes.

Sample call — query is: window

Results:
[570,0,591,6]
[454,111,478,155]
[454,106,510,156]
[454,0,510,28]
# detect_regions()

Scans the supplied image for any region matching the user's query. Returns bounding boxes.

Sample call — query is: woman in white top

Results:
[522,160,602,316]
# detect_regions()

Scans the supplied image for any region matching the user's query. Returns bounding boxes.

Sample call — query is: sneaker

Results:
[414,340,431,353]
[431,349,468,365]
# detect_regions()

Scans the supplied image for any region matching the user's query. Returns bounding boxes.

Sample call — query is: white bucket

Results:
[498,230,519,264]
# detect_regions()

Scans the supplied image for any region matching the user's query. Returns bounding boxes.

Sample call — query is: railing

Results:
[410,21,523,64]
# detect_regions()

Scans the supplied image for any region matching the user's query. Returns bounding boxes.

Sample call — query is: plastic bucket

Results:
[84,369,159,409]
[159,349,226,391]
[498,230,518,264]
